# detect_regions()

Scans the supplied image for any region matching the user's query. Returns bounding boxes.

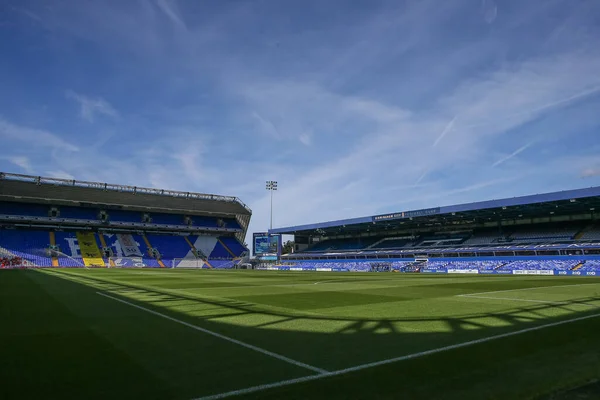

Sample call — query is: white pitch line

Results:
[460,282,600,297]
[193,312,600,400]
[96,292,328,375]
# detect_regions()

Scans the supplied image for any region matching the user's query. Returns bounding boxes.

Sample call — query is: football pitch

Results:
[2,269,600,400]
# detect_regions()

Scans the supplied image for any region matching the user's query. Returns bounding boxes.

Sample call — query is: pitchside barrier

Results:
[108,257,146,268]
[421,269,597,276]
[256,266,598,276]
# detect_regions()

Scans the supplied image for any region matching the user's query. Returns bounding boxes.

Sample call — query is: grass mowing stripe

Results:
[463,282,600,296]
[193,311,600,400]
[457,295,580,305]
[96,291,329,375]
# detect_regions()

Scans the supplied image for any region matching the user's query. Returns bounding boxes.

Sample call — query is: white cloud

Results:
[1,156,33,173]
[251,111,281,139]
[432,116,456,147]
[299,133,312,146]
[238,47,600,237]
[491,142,533,168]
[154,0,187,30]
[0,118,79,152]
[4,0,600,244]
[47,170,76,180]
[66,91,119,122]
[582,168,600,178]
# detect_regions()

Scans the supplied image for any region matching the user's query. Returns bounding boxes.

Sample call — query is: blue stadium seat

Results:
[53,231,85,267]
[209,241,232,259]
[219,237,247,257]
[150,213,185,225]
[191,216,220,228]
[145,234,194,267]
[0,229,52,266]
[0,202,49,217]
[59,206,98,220]
[107,210,143,223]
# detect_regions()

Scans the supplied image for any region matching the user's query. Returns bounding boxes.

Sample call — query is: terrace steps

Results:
[97,233,115,267]
[575,225,593,240]
[141,234,166,268]
[572,261,585,271]
[494,262,509,270]
[48,231,59,267]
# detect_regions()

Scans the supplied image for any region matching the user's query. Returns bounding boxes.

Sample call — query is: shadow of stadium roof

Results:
[271,186,600,236]
[0,172,251,217]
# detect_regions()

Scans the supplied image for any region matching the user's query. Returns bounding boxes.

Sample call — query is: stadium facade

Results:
[269,187,600,275]
[0,172,251,268]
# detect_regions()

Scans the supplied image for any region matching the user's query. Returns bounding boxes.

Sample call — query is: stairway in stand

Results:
[572,261,585,271]
[574,225,593,240]
[97,233,115,267]
[494,262,508,270]
[142,234,166,268]
[217,238,237,258]
[49,231,59,267]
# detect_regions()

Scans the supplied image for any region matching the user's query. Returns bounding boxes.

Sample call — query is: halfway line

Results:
[96,292,328,375]
[193,312,600,400]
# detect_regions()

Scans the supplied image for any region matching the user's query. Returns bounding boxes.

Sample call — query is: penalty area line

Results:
[96,292,328,375]
[193,312,600,400]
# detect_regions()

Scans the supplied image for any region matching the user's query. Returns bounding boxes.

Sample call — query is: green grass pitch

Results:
[1,268,600,399]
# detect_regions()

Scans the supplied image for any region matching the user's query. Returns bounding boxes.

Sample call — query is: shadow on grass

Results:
[35,269,600,400]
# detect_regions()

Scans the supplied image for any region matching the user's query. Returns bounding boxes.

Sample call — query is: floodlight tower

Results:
[265,180,278,231]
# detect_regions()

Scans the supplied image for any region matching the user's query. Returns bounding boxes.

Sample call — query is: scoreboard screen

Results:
[253,232,281,257]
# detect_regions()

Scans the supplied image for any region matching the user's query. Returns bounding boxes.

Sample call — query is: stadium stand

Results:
[106,210,143,223]
[220,236,248,257]
[59,206,98,220]
[0,201,49,217]
[0,229,52,266]
[580,225,600,241]
[369,237,414,249]
[0,172,251,269]
[508,226,579,242]
[306,237,382,252]
[268,185,600,275]
[461,231,505,245]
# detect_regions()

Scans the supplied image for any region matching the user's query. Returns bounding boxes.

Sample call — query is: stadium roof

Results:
[0,172,252,217]
[270,186,600,236]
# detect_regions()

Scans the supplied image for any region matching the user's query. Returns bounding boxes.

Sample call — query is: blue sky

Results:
[1,0,600,241]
